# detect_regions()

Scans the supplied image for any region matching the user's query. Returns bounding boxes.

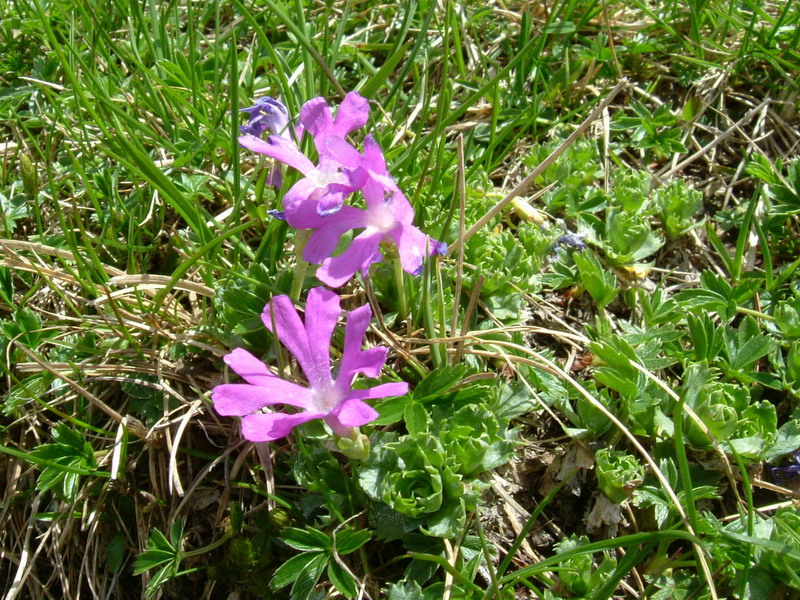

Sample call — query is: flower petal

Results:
[385,191,415,225]
[223,348,275,386]
[241,411,323,442]
[266,165,283,188]
[332,91,370,136]
[212,382,312,416]
[346,382,409,401]
[302,287,341,387]
[284,198,331,229]
[337,304,387,386]
[239,135,315,175]
[316,230,384,288]
[324,136,363,168]
[283,178,322,211]
[303,207,367,264]
[316,191,347,217]
[300,97,333,138]
[363,135,387,172]
[261,296,316,380]
[392,224,430,276]
[330,397,379,428]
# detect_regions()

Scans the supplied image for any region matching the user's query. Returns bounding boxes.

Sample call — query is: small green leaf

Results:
[404,402,429,436]
[106,532,126,572]
[574,251,618,308]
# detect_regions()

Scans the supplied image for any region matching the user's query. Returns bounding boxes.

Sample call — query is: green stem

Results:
[736,306,776,322]
[394,258,408,322]
[183,529,236,559]
[291,229,312,301]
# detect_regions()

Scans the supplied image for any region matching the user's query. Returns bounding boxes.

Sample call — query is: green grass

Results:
[1,0,800,598]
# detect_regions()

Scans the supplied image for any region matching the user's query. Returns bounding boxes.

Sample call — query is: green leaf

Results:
[361,43,411,99]
[133,548,176,575]
[169,519,184,546]
[334,528,372,555]
[133,527,178,575]
[386,581,424,600]
[764,420,800,463]
[327,560,357,598]
[106,532,126,573]
[375,395,408,426]
[412,365,475,402]
[721,530,800,563]
[289,552,327,600]
[282,527,330,552]
[404,402,430,436]
[574,251,618,308]
[725,316,775,371]
[271,551,326,590]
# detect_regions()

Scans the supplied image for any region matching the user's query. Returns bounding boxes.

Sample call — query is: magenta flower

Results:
[212,287,408,442]
[239,91,370,216]
[284,135,447,288]
[239,134,363,215]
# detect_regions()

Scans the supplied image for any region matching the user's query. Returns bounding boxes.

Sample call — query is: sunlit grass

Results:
[1,0,799,597]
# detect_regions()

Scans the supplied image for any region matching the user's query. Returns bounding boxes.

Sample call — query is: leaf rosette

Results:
[360,432,479,538]
[436,405,516,476]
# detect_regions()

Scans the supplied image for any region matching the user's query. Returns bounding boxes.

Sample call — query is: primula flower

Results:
[239,97,295,188]
[212,287,407,442]
[284,135,447,288]
[239,91,370,216]
[239,96,290,137]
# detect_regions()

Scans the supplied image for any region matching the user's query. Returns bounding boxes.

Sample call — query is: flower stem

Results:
[290,229,312,301]
[394,257,408,322]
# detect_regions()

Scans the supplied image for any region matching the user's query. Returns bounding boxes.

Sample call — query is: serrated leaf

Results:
[327,560,357,598]
[169,518,184,546]
[764,420,800,463]
[271,551,326,590]
[133,548,176,575]
[387,581,424,600]
[412,365,474,401]
[282,527,330,552]
[289,553,327,600]
[721,530,800,563]
[375,395,408,425]
[404,402,429,436]
[61,470,80,501]
[574,251,618,308]
[334,528,371,555]
[51,423,87,451]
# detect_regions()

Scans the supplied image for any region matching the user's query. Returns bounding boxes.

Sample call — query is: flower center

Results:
[309,383,344,414]
[308,167,341,191]
[365,203,397,232]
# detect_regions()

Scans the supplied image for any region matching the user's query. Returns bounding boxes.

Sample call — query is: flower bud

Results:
[20,153,38,201]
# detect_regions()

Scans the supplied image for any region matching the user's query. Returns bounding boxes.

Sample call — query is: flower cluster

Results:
[212,93,447,447]
[238,91,447,288]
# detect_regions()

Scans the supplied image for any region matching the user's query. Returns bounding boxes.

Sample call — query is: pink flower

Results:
[238,91,370,216]
[212,287,407,442]
[285,135,447,288]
